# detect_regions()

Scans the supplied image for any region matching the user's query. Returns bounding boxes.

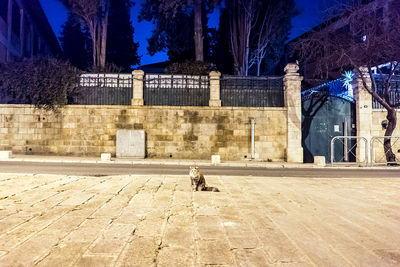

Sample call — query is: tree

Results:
[60,12,91,70]
[250,0,297,76]
[140,0,220,62]
[293,0,400,163]
[139,1,195,62]
[59,0,111,70]
[212,8,234,74]
[0,57,81,111]
[227,0,258,76]
[227,0,297,76]
[107,0,140,71]
[166,60,213,75]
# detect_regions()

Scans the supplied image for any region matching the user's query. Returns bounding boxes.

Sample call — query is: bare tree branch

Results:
[293,0,400,163]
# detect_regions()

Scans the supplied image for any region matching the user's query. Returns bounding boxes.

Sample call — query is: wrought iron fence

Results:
[220,75,284,107]
[68,73,132,105]
[372,77,400,109]
[143,74,209,106]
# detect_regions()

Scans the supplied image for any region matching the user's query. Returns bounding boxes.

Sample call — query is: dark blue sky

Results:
[39,0,326,66]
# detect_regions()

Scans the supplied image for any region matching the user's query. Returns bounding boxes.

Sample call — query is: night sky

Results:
[38,0,327,67]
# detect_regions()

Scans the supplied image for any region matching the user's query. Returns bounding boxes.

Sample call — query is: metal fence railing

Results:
[330,136,369,166]
[220,76,284,107]
[1,72,292,107]
[372,77,400,109]
[69,73,132,105]
[143,74,209,106]
[370,136,400,165]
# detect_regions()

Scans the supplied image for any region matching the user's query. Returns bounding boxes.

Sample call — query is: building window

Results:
[0,0,7,22]
[11,1,20,36]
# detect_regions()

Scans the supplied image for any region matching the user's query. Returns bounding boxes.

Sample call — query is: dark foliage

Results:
[139,0,195,62]
[212,8,234,74]
[0,57,82,111]
[107,0,140,71]
[166,60,214,75]
[139,0,220,63]
[60,12,92,70]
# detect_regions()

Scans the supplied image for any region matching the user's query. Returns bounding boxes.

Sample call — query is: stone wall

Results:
[0,104,287,161]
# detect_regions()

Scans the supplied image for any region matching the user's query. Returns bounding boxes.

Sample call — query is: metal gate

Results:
[302,94,356,163]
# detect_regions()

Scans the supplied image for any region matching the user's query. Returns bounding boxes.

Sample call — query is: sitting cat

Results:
[189,166,220,192]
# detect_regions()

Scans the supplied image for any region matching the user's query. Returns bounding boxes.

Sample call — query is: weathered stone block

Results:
[212,155,221,164]
[314,156,326,167]
[101,153,111,161]
[116,130,145,158]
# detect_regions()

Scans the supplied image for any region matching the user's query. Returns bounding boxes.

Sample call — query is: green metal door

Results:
[302,95,356,163]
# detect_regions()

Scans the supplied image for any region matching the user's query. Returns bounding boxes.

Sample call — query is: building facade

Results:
[0,0,60,63]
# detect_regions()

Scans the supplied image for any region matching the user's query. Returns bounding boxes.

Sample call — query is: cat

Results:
[189,166,220,192]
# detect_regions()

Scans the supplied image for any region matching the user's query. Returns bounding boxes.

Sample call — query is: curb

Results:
[1,157,400,170]
[2,157,307,168]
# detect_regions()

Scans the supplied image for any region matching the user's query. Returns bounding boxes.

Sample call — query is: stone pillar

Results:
[352,69,372,163]
[209,71,221,107]
[284,63,303,163]
[132,70,144,106]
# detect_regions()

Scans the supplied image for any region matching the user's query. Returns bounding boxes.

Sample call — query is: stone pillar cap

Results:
[284,63,299,74]
[132,69,144,75]
[209,71,221,77]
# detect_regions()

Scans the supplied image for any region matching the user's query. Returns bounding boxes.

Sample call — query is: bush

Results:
[0,57,82,111]
[166,60,215,75]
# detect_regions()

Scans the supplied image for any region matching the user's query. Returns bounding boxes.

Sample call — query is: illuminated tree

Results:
[227,0,297,76]
[250,0,297,76]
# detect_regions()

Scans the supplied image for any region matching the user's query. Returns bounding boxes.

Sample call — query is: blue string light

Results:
[301,71,355,102]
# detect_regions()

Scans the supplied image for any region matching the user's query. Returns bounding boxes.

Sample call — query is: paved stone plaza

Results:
[1,173,400,266]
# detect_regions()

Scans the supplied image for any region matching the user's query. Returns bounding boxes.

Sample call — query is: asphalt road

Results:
[0,161,400,178]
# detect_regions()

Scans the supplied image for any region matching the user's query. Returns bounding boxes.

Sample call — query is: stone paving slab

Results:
[1,173,400,266]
